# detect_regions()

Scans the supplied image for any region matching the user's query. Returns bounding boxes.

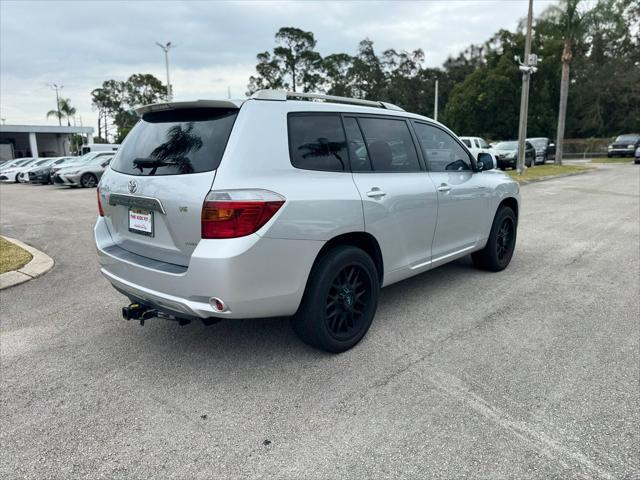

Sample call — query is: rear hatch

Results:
[100,101,240,267]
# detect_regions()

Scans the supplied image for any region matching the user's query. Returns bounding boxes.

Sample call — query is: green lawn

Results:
[507,164,593,184]
[0,237,33,274]
[589,157,635,164]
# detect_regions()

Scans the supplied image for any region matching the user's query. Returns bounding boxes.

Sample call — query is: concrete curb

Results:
[0,236,54,290]
[517,168,595,185]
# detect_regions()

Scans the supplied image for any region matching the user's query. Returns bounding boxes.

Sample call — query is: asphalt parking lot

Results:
[1,165,638,479]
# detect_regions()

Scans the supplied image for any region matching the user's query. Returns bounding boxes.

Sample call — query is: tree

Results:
[247,27,322,94]
[543,0,590,164]
[91,74,167,143]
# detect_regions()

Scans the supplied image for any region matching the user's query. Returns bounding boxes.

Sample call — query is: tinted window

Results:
[461,138,471,148]
[357,117,420,172]
[111,108,237,176]
[413,122,473,172]
[288,114,348,172]
[343,117,371,172]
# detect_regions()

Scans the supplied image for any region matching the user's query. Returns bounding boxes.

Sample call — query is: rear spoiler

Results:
[135,99,244,117]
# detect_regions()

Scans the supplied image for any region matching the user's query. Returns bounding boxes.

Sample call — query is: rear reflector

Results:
[97,188,104,217]
[201,189,285,239]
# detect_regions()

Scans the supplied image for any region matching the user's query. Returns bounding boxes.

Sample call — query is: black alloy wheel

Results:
[496,217,515,262]
[292,246,379,353]
[325,264,372,341]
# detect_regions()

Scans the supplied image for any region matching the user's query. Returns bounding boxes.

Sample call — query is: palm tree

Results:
[553,0,588,165]
[59,98,76,126]
[47,98,76,126]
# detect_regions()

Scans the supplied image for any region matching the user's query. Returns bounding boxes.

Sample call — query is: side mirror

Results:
[476,152,495,171]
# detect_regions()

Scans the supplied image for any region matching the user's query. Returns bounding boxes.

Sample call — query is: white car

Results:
[96,90,521,352]
[0,158,38,183]
[459,136,497,169]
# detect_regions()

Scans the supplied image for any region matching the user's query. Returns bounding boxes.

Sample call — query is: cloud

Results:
[1,0,555,132]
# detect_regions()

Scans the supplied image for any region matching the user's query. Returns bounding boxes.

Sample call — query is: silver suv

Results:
[95,90,520,352]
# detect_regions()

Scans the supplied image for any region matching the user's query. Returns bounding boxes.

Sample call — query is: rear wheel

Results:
[292,246,379,353]
[472,206,517,271]
[80,173,97,188]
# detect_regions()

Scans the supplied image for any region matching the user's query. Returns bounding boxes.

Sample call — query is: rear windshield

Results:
[111,108,237,176]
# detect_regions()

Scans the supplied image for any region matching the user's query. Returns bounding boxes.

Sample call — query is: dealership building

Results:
[0,124,94,160]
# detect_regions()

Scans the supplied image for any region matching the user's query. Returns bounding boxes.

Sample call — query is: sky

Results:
[1,0,555,134]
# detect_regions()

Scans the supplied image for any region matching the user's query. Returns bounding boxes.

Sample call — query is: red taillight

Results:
[201,190,285,239]
[97,188,104,217]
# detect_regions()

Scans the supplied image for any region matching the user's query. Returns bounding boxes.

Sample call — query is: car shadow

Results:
[136,256,481,362]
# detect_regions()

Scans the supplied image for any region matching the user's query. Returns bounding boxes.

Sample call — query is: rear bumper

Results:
[95,217,323,319]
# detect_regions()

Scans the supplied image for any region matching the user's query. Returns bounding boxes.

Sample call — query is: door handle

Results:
[366,188,387,199]
[436,184,452,193]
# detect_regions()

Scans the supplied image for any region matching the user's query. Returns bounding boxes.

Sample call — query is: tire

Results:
[292,245,380,353]
[472,206,517,272]
[80,173,97,188]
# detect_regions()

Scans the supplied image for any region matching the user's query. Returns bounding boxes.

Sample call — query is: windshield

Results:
[528,138,547,148]
[478,138,490,148]
[111,108,238,176]
[89,155,113,165]
[495,141,518,150]
[615,135,639,143]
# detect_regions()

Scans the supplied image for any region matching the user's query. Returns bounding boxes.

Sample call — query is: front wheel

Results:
[292,246,379,353]
[80,173,97,188]
[472,206,517,271]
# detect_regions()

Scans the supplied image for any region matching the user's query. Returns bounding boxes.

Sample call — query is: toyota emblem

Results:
[128,179,137,194]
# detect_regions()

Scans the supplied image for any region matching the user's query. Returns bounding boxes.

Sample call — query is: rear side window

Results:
[288,114,348,172]
[357,117,421,172]
[461,138,471,148]
[111,108,237,176]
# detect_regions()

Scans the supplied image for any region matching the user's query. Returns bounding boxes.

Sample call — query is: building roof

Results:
[0,124,94,134]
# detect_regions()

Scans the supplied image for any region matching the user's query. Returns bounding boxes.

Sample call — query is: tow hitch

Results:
[122,302,220,327]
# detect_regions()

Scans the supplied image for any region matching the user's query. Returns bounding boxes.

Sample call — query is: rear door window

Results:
[288,114,348,172]
[110,108,238,176]
[357,117,421,172]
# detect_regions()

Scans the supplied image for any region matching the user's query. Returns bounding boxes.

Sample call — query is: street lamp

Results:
[155,41,174,101]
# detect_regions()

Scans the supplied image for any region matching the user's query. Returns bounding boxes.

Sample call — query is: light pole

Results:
[515,0,537,175]
[50,83,63,126]
[155,41,174,101]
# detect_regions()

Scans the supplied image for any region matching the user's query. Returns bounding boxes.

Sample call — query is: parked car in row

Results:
[635,146,640,164]
[17,158,63,183]
[527,137,555,164]
[50,151,115,178]
[492,141,536,169]
[28,157,76,184]
[96,90,520,353]
[459,136,497,168]
[608,134,640,157]
[0,158,38,183]
[53,155,113,187]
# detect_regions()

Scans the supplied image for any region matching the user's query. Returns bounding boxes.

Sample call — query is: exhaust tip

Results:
[209,297,227,313]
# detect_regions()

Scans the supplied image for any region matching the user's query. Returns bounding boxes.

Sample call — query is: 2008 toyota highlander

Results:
[95,90,520,352]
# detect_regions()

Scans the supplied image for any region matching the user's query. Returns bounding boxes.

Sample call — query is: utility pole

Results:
[434,79,439,121]
[155,41,174,101]
[50,83,63,126]
[515,0,537,175]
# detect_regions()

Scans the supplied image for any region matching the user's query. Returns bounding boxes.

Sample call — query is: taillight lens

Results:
[97,188,104,217]
[201,189,285,239]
